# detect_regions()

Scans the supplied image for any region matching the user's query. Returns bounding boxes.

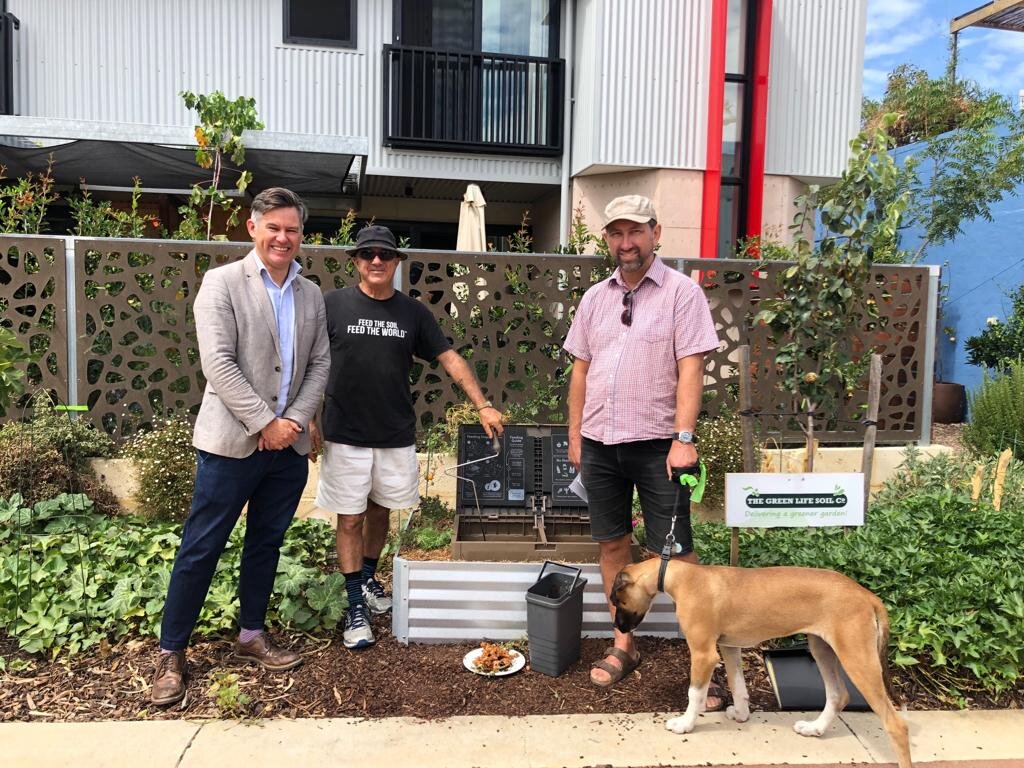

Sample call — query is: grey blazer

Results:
[192,250,330,458]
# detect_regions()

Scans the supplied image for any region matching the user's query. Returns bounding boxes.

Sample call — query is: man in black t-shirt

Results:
[313,225,504,649]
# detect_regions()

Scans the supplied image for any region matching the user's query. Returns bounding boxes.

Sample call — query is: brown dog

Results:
[611,558,912,768]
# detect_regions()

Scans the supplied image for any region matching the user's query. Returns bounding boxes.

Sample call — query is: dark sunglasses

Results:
[354,249,399,262]
[621,289,635,326]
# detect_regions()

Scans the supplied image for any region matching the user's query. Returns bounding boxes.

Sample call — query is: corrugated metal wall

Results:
[571,0,710,176]
[7,0,560,184]
[764,0,866,180]
[393,558,681,644]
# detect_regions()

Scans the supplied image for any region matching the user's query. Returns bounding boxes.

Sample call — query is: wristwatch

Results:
[674,430,698,445]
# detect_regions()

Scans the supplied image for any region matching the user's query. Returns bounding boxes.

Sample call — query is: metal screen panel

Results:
[0,235,69,411]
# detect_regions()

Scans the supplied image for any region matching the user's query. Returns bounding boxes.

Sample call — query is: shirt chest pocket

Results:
[638,315,673,343]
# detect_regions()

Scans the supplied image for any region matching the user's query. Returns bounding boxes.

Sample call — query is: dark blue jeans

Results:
[159,447,308,651]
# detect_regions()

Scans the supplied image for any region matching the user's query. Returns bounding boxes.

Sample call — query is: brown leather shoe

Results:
[233,633,302,671]
[151,650,187,706]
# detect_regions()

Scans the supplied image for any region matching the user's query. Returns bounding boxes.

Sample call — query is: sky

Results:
[863,0,1024,102]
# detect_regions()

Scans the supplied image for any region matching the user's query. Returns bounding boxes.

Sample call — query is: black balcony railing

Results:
[383,44,564,157]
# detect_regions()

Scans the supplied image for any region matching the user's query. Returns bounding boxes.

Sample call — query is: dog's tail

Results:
[875,599,903,707]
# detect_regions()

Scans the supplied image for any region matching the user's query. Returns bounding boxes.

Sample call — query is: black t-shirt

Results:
[321,286,451,448]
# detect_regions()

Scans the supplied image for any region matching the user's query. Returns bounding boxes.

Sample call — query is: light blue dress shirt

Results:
[258,259,301,418]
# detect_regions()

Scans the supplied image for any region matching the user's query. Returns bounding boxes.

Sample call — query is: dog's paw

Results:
[665,715,696,734]
[725,704,750,723]
[793,719,826,737]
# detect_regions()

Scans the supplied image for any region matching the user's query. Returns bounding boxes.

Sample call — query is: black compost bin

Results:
[764,645,869,710]
[525,561,587,676]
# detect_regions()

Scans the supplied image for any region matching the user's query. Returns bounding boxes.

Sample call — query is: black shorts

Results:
[581,437,694,556]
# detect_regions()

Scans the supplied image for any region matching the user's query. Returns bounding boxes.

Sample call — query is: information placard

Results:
[725,473,864,527]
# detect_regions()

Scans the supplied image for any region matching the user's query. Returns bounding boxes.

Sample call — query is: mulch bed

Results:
[2,611,1020,722]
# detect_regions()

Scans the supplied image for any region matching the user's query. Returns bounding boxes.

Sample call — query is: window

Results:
[717,0,755,257]
[284,0,356,48]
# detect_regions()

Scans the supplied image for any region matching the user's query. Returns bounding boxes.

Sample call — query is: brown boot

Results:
[233,633,302,671]
[151,650,187,706]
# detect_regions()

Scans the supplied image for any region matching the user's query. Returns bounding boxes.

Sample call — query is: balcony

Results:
[382,44,564,157]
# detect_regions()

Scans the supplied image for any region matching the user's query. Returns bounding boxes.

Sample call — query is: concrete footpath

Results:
[2,709,1023,768]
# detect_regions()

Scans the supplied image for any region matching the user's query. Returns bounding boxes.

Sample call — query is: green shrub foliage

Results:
[121,416,197,521]
[0,393,118,512]
[695,409,756,507]
[694,448,1024,701]
[0,493,343,656]
[963,361,1024,459]
[965,285,1024,370]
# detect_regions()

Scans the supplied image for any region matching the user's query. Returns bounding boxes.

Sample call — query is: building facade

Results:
[0,0,866,254]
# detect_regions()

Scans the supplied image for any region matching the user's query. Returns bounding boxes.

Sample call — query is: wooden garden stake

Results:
[860,354,882,506]
[735,344,756,567]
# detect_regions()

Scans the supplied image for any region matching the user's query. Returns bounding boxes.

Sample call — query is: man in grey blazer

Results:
[151,187,330,707]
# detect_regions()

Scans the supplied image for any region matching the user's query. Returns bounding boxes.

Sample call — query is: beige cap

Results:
[603,195,658,228]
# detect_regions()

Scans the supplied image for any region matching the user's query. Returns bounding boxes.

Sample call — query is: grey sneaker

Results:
[362,576,393,614]
[343,603,375,649]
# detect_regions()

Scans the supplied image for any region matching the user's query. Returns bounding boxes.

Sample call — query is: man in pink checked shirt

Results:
[563,194,719,692]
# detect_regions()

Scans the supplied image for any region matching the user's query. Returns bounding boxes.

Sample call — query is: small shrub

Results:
[0,393,119,513]
[695,409,757,508]
[413,526,452,550]
[963,361,1024,459]
[122,416,197,521]
[965,285,1024,370]
[207,670,253,717]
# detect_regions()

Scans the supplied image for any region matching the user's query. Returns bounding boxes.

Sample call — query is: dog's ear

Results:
[610,569,631,607]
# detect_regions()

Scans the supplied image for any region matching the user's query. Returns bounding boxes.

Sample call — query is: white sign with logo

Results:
[725,473,864,527]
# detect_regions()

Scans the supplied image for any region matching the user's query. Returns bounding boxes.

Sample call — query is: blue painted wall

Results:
[892,140,1024,398]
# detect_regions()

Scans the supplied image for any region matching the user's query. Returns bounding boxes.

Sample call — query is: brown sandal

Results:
[590,646,641,688]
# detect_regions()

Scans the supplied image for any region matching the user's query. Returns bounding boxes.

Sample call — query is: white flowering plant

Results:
[121,416,196,521]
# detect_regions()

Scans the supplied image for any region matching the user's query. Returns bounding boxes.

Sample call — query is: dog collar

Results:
[657,555,670,593]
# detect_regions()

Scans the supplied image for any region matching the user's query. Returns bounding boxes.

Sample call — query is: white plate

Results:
[463,647,526,677]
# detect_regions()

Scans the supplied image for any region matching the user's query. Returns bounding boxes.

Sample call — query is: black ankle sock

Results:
[361,556,379,582]
[344,570,364,609]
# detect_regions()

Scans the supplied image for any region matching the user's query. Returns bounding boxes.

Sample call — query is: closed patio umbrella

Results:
[456,183,488,252]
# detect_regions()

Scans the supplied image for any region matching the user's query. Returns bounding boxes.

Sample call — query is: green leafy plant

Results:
[397,495,455,552]
[509,210,533,253]
[752,117,907,465]
[207,669,253,717]
[0,393,118,512]
[553,204,599,255]
[963,360,1024,459]
[693,448,1024,700]
[121,416,197,521]
[0,156,59,234]
[0,327,34,412]
[694,409,756,508]
[177,90,265,240]
[965,285,1024,370]
[0,493,341,656]
[70,177,157,238]
[735,234,793,261]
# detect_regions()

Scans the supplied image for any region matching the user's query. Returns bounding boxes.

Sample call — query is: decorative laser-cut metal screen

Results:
[0,235,931,444]
[685,258,931,443]
[0,236,69,414]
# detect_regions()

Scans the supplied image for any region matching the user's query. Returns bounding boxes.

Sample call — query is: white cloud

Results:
[862,67,890,99]
[864,0,949,64]
[866,0,924,34]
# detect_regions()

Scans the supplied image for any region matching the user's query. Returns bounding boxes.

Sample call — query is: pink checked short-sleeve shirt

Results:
[563,257,719,445]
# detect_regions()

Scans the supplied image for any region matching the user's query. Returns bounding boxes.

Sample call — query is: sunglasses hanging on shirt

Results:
[621,288,635,326]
